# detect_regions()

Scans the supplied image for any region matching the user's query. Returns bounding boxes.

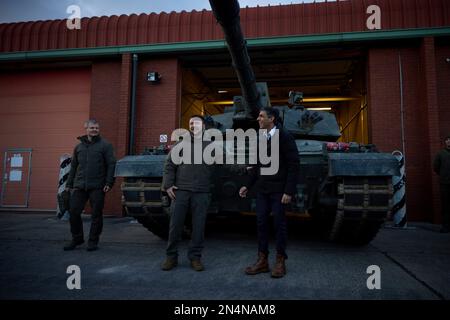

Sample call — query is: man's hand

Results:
[239,186,248,198]
[103,185,111,193]
[65,187,71,192]
[281,193,292,204]
[167,186,178,200]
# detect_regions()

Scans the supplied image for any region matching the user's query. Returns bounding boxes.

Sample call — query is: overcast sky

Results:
[0,0,321,23]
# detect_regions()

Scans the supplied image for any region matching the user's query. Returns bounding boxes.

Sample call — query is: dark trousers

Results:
[255,192,288,258]
[69,189,105,243]
[166,190,210,260]
[440,184,450,228]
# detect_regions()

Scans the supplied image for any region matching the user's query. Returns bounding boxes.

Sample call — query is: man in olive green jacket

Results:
[433,135,450,233]
[161,115,214,272]
[64,119,116,251]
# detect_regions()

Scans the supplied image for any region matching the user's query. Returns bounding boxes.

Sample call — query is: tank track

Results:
[122,176,392,245]
[121,178,170,240]
[329,176,393,245]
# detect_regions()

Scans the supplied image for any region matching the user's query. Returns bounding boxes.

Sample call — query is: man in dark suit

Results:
[239,107,299,278]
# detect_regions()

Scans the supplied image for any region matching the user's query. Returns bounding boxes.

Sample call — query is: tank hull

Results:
[115,141,399,244]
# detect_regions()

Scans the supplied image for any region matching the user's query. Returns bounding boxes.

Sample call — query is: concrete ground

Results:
[0,212,449,300]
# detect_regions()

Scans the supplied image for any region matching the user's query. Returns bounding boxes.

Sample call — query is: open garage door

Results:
[180,46,368,144]
[0,68,90,211]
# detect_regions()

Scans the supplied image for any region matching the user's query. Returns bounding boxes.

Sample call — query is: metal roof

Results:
[1,0,449,53]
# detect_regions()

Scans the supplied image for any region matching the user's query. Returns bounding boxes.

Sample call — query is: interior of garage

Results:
[180,45,368,144]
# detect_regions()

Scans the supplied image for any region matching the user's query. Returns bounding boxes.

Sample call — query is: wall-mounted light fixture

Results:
[306,107,332,111]
[147,71,161,83]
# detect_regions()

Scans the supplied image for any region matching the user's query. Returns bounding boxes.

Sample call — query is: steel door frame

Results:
[1,148,33,208]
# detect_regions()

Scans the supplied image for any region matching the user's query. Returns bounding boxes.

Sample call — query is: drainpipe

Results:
[398,53,406,157]
[129,53,138,155]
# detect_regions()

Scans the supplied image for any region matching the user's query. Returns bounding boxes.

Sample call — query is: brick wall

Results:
[85,56,181,216]
[89,59,123,215]
[420,37,441,224]
[433,42,450,224]
[436,44,450,141]
[117,54,132,158]
[134,58,181,153]
[368,45,434,221]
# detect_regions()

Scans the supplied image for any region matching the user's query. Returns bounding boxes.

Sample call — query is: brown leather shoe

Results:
[245,252,270,275]
[161,257,178,271]
[190,259,204,271]
[271,254,286,278]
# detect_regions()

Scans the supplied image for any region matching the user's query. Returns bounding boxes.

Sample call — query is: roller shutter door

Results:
[0,68,90,210]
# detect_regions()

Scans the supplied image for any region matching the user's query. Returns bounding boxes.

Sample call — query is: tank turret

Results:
[280,91,342,141]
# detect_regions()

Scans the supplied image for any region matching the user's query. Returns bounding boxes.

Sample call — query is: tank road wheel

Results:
[329,176,393,245]
[121,178,170,240]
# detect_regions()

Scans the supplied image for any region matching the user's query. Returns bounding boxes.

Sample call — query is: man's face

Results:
[257,111,274,130]
[445,137,450,149]
[86,123,100,138]
[189,117,204,136]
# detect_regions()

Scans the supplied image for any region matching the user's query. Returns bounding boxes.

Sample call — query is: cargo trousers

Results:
[166,190,210,260]
[69,188,105,244]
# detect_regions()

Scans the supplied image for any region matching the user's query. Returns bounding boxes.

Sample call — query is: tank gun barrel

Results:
[209,0,262,118]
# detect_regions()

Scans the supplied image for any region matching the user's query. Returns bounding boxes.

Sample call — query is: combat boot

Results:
[190,259,204,272]
[271,254,286,278]
[245,252,269,275]
[86,240,99,251]
[63,239,84,251]
[161,257,178,271]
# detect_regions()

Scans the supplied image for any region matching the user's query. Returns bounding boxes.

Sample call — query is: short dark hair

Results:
[84,119,99,127]
[189,115,205,123]
[260,107,280,123]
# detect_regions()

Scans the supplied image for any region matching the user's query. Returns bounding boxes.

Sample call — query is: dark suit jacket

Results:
[244,126,299,195]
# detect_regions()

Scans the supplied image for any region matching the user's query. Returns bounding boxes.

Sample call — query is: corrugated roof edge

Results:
[1,27,450,62]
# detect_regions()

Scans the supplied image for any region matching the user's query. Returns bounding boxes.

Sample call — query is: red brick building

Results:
[0,0,449,223]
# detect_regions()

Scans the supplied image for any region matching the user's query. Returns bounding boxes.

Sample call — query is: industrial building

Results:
[0,0,449,223]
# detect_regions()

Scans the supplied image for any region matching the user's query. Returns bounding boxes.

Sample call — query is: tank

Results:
[114,0,400,244]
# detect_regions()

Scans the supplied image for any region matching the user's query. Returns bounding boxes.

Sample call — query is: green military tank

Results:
[114,0,399,245]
